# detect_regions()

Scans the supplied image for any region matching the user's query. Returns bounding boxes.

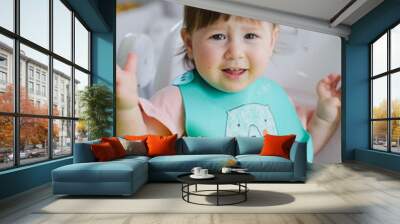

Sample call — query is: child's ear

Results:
[270,25,280,50]
[180,28,193,59]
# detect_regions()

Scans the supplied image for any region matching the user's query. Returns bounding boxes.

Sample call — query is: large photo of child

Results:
[116,1,341,163]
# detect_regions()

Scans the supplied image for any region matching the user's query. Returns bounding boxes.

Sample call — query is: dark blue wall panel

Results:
[0,158,72,199]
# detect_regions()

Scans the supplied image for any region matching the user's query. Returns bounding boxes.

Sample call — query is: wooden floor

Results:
[1,162,400,224]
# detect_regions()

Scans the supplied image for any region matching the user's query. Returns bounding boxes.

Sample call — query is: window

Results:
[0,0,91,170]
[0,55,7,67]
[35,70,40,81]
[371,23,400,154]
[36,83,40,95]
[28,81,34,94]
[42,85,46,97]
[28,67,34,80]
[0,54,7,86]
[0,71,6,85]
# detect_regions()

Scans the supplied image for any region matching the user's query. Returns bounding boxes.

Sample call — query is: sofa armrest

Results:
[73,140,100,163]
[289,142,307,181]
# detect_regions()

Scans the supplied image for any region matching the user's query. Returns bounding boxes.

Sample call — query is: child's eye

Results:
[244,33,259,39]
[210,34,226,40]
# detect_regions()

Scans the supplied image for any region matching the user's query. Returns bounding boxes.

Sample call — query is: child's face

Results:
[182,16,278,92]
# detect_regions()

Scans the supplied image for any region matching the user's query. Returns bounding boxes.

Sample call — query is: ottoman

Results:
[52,156,148,196]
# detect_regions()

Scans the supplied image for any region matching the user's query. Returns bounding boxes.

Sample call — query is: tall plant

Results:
[79,84,113,140]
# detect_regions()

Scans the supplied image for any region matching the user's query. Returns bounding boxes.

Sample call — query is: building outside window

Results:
[0,0,91,171]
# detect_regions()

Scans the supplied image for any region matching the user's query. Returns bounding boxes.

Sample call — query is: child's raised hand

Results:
[315,74,341,123]
[116,53,139,110]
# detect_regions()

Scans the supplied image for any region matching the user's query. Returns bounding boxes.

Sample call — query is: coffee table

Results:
[177,172,255,206]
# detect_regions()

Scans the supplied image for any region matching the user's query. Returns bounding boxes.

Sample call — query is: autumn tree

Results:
[0,84,59,151]
[372,99,400,142]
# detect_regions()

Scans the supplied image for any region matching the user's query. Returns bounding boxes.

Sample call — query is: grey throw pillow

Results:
[119,138,147,156]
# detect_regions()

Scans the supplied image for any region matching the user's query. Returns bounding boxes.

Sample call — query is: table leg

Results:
[195,184,197,192]
[245,183,247,201]
[217,184,219,206]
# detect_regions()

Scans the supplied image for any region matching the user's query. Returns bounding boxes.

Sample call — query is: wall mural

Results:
[116,1,342,163]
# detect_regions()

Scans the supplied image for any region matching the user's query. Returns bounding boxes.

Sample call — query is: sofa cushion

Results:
[236,155,293,172]
[101,137,127,158]
[147,134,177,157]
[52,158,147,183]
[91,142,118,161]
[178,137,236,155]
[148,154,235,172]
[119,138,147,156]
[235,137,263,155]
[259,133,296,159]
[73,139,101,163]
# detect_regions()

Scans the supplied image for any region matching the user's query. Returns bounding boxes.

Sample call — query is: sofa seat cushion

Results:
[236,155,293,172]
[149,154,235,172]
[52,159,147,183]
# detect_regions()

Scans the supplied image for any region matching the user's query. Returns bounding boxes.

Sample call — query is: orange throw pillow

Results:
[146,134,177,157]
[91,142,117,161]
[259,133,296,159]
[124,135,149,141]
[101,137,126,158]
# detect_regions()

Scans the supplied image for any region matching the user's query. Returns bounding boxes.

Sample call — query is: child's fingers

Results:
[124,53,137,75]
[332,74,341,89]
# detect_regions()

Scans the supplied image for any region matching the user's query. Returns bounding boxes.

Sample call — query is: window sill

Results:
[0,156,72,176]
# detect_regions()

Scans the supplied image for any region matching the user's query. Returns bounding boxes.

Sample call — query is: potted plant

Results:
[79,84,113,140]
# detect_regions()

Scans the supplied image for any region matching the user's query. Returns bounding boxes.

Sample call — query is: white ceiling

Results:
[171,0,384,38]
[228,0,352,21]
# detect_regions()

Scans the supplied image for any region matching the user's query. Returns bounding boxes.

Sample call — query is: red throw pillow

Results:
[259,133,296,159]
[101,137,127,158]
[91,142,117,161]
[146,134,177,157]
[124,135,149,141]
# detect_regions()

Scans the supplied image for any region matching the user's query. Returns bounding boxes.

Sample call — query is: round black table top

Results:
[177,172,255,185]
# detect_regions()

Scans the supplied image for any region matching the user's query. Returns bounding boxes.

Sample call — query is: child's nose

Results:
[224,39,244,60]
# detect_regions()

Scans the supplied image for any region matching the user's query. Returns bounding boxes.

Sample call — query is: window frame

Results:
[0,0,92,171]
[370,21,400,154]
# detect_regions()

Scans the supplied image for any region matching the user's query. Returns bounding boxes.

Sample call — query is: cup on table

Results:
[199,168,208,176]
[221,167,232,174]
[191,167,202,176]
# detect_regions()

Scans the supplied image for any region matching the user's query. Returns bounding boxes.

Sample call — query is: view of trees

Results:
[0,85,59,151]
[372,99,400,145]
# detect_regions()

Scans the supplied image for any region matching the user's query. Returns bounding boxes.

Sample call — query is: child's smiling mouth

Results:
[222,68,248,79]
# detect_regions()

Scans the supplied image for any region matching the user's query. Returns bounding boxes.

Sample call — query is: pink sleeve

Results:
[138,86,185,137]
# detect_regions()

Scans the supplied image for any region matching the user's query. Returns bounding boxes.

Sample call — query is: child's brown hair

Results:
[180,6,279,68]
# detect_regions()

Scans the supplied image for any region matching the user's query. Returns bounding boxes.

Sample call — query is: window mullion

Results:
[388,30,391,153]
[13,0,20,167]
[49,0,53,160]
[370,45,373,149]
[71,10,76,155]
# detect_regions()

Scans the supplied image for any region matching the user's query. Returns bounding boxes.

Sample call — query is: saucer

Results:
[190,174,215,179]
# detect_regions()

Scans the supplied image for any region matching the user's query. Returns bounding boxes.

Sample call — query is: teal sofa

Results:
[52,137,307,196]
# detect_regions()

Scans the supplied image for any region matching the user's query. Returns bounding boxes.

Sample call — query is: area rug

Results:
[37,183,362,214]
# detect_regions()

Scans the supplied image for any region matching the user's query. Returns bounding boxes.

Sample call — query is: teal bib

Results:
[174,70,313,162]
